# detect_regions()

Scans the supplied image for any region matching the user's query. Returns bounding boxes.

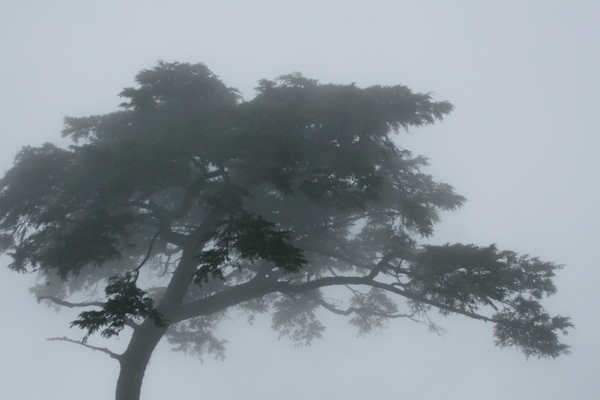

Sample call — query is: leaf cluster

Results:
[194,211,307,284]
[70,273,167,342]
[348,288,399,335]
[493,296,573,358]
[403,244,572,357]
[166,312,228,362]
[409,244,560,313]
[271,295,325,347]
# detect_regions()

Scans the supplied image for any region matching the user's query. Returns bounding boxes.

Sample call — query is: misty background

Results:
[1,1,598,399]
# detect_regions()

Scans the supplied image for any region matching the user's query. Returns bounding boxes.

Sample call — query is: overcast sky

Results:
[1,1,599,399]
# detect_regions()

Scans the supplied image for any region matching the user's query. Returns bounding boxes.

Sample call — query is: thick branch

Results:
[277,277,496,323]
[175,273,497,325]
[155,210,224,317]
[47,336,121,360]
[173,276,280,322]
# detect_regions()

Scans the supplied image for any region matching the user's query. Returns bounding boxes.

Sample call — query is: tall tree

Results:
[0,62,572,400]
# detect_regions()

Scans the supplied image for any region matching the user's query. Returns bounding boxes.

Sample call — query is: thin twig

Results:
[306,290,416,319]
[37,296,104,308]
[131,229,162,281]
[47,336,121,360]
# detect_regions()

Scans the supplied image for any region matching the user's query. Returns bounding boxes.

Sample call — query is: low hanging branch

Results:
[70,275,168,343]
[37,296,105,309]
[47,336,121,360]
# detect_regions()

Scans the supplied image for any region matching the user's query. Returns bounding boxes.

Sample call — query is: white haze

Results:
[1,1,599,399]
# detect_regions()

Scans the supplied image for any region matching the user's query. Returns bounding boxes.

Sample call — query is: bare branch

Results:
[37,296,105,308]
[37,296,139,330]
[130,229,162,281]
[305,291,415,319]
[308,290,445,335]
[47,336,121,360]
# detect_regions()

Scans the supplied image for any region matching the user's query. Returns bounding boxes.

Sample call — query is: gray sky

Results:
[1,1,599,399]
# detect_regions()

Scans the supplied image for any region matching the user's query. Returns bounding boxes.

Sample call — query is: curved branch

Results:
[277,277,496,323]
[37,296,139,330]
[37,296,104,308]
[47,336,121,360]
[174,273,497,325]
[130,229,162,281]
[304,291,415,319]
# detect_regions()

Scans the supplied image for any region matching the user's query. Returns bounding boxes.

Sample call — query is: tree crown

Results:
[0,61,571,360]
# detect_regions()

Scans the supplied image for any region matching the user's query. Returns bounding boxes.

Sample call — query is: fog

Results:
[1,1,599,399]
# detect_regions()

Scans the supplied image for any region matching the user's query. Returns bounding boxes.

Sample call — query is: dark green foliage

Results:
[493,296,573,358]
[195,211,307,285]
[402,244,572,357]
[409,244,561,312]
[70,273,168,342]
[0,61,571,363]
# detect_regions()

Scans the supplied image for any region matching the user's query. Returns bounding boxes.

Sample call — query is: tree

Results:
[0,62,572,400]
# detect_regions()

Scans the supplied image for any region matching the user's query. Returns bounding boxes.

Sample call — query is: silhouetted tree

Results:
[0,62,572,400]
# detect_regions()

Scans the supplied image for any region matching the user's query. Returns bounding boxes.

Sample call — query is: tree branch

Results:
[174,273,497,325]
[47,336,121,360]
[37,296,139,330]
[155,210,225,317]
[276,277,497,323]
[304,290,416,319]
[37,296,105,308]
[130,229,162,280]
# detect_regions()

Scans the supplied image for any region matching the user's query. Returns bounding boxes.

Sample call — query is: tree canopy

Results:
[0,61,572,399]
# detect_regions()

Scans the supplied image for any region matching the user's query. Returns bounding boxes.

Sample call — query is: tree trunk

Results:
[114,214,221,399]
[115,321,165,400]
